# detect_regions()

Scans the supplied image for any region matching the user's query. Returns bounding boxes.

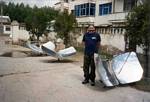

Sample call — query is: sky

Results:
[3,0,59,7]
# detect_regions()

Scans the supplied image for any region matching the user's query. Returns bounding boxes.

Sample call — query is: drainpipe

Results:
[148,45,150,78]
[145,44,149,78]
[88,0,90,16]
[112,0,115,13]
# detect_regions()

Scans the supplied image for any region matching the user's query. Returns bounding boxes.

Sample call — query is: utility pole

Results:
[0,0,3,35]
[0,0,3,16]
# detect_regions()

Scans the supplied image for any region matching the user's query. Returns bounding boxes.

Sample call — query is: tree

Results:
[2,2,59,41]
[54,11,77,47]
[125,0,150,77]
[24,6,58,41]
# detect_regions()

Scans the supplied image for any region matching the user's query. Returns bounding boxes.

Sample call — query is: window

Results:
[0,25,4,33]
[6,26,11,31]
[124,0,136,11]
[71,10,74,14]
[81,4,86,16]
[99,3,112,16]
[75,3,95,17]
[90,3,95,15]
[75,5,80,16]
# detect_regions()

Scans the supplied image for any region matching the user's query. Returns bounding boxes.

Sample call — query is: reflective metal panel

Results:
[42,41,76,59]
[94,54,119,86]
[42,41,59,58]
[42,45,58,58]
[58,47,76,57]
[112,52,143,84]
[42,41,55,51]
[26,42,43,54]
[95,52,143,86]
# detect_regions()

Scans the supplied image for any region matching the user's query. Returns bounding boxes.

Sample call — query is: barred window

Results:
[6,26,11,31]
[75,3,95,17]
[99,3,112,16]
[124,0,136,11]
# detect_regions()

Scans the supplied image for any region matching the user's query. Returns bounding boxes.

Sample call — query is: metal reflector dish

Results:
[94,54,119,87]
[58,47,76,57]
[42,41,76,60]
[95,52,143,87]
[112,52,143,84]
[26,42,43,54]
[42,41,55,51]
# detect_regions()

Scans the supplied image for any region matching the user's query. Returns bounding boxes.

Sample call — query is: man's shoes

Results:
[82,80,89,84]
[91,81,95,86]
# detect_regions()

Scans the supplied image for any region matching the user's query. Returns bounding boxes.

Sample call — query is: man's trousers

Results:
[83,54,96,82]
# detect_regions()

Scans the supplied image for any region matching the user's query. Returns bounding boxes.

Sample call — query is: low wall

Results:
[76,33,125,51]
[18,30,29,41]
[101,34,125,51]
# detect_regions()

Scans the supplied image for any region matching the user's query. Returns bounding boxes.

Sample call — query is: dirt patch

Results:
[0,51,28,58]
[41,59,76,63]
[0,50,47,58]
[0,52,12,57]
[131,78,150,92]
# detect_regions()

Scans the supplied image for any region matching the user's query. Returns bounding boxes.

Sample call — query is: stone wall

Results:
[11,21,29,44]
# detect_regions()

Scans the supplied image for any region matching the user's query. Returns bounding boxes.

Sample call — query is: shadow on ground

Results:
[41,59,78,63]
[84,80,117,92]
[85,80,138,92]
[0,52,12,57]
[0,51,46,58]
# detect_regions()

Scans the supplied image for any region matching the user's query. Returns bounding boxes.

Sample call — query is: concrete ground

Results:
[0,35,150,102]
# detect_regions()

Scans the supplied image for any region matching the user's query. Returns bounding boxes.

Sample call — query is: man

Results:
[82,25,101,86]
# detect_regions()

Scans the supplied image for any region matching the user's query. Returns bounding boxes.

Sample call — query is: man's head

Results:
[87,25,95,32]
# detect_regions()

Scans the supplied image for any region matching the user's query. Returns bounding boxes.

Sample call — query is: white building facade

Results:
[0,16,11,35]
[54,0,138,51]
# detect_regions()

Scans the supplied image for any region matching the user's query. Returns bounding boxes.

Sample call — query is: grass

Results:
[100,52,113,60]
[75,46,84,52]
[75,46,113,59]
[132,78,150,92]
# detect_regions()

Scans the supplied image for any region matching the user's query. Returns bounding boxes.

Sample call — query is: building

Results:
[53,0,142,51]
[0,16,11,35]
[11,21,29,44]
[54,0,70,12]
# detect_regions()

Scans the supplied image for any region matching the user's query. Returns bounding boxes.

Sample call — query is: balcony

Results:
[95,12,129,26]
[76,16,95,27]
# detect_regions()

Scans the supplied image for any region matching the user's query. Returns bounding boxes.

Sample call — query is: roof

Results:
[54,2,61,5]
[11,20,19,26]
[0,16,11,23]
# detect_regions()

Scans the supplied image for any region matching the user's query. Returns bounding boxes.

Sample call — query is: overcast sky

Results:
[3,0,59,7]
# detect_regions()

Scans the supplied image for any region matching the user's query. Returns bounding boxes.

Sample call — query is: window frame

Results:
[99,3,112,16]
[74,3,95,17]
[5,26,11,31]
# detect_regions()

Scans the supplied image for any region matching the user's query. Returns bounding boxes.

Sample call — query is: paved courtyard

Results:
[0,35,150,102]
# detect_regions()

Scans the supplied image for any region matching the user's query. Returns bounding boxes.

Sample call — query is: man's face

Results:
[88,26,95,33]
[88,29,95,33]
